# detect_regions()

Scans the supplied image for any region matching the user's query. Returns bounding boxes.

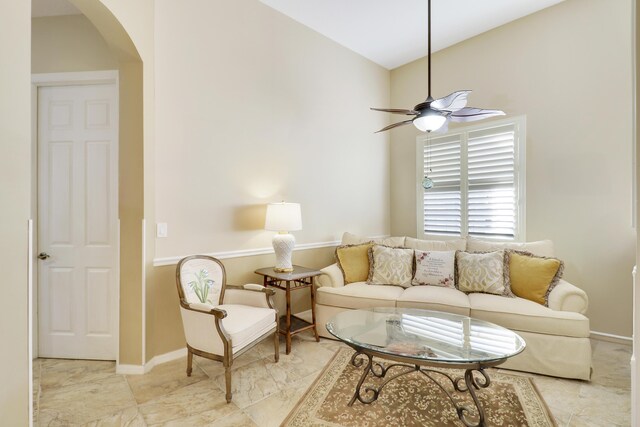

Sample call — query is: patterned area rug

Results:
[283,348,556,427]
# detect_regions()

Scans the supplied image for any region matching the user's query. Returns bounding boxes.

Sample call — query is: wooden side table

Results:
[254,266,322,354]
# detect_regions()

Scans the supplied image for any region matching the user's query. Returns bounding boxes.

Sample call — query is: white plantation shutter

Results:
[422,134,462,235]
[467,124,516,238]
[417,117,525,240]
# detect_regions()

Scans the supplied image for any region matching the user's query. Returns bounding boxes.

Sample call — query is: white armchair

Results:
[176,255,279,403]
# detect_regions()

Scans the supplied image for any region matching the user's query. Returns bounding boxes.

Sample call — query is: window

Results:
[416,116,526,241]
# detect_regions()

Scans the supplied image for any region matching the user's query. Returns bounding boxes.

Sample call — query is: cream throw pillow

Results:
[412,250,456,287]
[367,245,413,287]
[456,250,509,295]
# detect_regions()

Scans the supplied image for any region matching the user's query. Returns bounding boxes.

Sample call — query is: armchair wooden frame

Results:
[176,255,279,403]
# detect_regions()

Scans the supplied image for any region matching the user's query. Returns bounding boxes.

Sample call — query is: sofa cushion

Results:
[506,250,564,306]
[341,232,405,248]
[405,236,467,251]
[335,243,373,284]
[466,237,555,258]
[368,245,413,287]
[412,250,456,287]
[468,293,590,338]
[396,286,470,316]
[316,282,403,309]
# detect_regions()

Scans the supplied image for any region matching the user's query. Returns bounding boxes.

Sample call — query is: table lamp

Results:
[265,202,302,272]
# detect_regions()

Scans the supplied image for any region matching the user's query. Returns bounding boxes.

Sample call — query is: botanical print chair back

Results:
[179,258,224,305]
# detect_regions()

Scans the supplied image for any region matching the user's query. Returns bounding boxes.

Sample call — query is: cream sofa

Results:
[315,234,592,381]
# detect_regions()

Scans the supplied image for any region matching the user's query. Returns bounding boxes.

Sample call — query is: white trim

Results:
[115,220,121,368]
[116,347,187,375]
[590,330,633,344]
[31,70,118,86]
[153,239,341,267]
[142,219,146,365]
[28,220,33,427]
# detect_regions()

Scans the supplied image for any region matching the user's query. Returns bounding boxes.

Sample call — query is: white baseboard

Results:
[116,347,187,375]
[590,330,632,345]
[115,364,145,375]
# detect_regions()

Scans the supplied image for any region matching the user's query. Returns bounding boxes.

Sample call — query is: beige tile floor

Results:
[34,335,630,426]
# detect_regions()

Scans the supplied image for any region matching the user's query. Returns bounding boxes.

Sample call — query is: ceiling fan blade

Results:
[430,90,471,112]
[375,119,414,133]
[450,107,505,122]
[371,107,419,115]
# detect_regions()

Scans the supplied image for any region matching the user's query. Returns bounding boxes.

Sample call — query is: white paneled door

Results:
[38,83,118,360]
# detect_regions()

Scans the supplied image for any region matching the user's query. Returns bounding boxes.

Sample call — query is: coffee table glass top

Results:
[326,307,525,364]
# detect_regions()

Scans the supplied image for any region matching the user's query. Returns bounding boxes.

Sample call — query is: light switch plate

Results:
[156,222,168,238]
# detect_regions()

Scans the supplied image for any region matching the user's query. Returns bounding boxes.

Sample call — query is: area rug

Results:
[282,348,556,427]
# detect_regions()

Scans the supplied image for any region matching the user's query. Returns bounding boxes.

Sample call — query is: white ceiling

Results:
[32,0,81,18]
[31,0,565,68]
[260,0,565,69]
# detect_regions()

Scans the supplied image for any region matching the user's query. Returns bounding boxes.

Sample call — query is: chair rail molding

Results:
[153,239,341,267]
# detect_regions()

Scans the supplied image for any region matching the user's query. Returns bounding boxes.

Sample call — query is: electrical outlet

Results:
[156,222,168,238]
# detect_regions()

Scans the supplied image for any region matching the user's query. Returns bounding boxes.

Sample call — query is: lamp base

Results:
[272,232,295,273]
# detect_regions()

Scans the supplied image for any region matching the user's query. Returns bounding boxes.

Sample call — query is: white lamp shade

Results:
[413,110,447,132]
[265,202,302,232]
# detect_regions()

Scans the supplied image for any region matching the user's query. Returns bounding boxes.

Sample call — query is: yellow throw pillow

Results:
[507,251,563,305]
[336,243,373,284]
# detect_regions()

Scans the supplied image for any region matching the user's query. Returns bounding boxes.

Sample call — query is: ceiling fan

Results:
[372,0,505,134]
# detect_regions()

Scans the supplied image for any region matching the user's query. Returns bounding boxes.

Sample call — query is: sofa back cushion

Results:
[466,237,555,258]
[405,237,467,251]
[341,232,405,248]
[335,243,373,284]
[367,245,413,288]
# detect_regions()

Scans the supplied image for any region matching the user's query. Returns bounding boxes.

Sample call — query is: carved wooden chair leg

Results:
[274,330,280,362]
[224,366,232,403]
[186,348,193,376]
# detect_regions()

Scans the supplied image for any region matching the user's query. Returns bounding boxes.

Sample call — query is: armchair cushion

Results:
[219,304,277,353]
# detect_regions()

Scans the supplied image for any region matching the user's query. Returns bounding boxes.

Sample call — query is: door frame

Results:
[31,70,120,362]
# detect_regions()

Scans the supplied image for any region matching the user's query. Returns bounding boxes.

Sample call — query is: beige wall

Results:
[153,0,390,259]
[390,0,635,336]
[32,14,118,73]
[148,0,390,357]
[0,1,31,424]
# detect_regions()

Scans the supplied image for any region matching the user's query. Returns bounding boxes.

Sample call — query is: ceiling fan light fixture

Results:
[413,110,447,132]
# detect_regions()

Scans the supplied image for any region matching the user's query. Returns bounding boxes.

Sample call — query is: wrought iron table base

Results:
[347,350,493,427]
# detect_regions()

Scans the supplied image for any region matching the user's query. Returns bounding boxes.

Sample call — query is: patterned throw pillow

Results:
[367,245,413,287]
[412,250,456,287]
[506,250,564,306]
[456,250,510,296]
[335,243,373,284]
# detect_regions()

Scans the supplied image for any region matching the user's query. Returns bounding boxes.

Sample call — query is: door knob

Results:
[38,252,50,260]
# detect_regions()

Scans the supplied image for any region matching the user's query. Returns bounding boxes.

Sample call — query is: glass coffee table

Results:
[326,307,526,427]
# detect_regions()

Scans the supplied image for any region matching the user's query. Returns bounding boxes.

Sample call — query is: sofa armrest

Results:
[547,279,588,314]
[316,263,345,288]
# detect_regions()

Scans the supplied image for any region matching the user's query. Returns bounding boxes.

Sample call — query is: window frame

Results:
[415,115,527,242]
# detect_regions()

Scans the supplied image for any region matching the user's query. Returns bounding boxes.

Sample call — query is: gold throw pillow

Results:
[507,251,563,305]
[336,243,373,284]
